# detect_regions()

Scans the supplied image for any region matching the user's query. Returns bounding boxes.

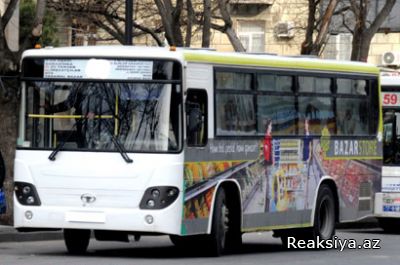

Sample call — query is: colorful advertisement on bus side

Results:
[182,134,381,234]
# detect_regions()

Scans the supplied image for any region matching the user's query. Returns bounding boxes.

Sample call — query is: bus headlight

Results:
[140,186,179,210]
[151,189,160,198]
[14,182,41,206]
[147,199,156,208]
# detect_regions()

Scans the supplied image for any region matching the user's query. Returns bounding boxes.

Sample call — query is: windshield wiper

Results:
[48,120,80,161]
[101,119,133,164]
[49,116,133,163]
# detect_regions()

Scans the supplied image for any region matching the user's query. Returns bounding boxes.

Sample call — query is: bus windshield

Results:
[20,81,182,153]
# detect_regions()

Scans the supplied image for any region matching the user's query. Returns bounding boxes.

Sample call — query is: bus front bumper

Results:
[13,197,183,235]
[374,192,400,218]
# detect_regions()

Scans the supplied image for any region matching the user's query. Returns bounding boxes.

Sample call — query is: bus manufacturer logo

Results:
[81,193,96,205]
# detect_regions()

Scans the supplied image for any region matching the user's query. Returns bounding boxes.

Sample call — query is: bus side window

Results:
[186,89,207,147]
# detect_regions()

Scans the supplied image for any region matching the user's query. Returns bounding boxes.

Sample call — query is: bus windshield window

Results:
[21,81,182,152]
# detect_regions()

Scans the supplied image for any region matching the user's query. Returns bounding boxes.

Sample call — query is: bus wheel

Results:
[378,218,400,233]
[208,188,229,256]
[313,184,336,241]
[64,229,91,255]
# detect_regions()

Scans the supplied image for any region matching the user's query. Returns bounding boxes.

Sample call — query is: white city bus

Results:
[375,70,400,231]
[14,46,382,255]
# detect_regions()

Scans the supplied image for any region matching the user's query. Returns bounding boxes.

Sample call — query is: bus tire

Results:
[64,229,90,255]
[280,235,290,248]
[224,192,242,253]
[312,184,336,241]
[207,188,229,256]
[378,218,400,233]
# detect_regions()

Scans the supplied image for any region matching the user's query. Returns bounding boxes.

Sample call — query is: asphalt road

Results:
[0,229,399,265]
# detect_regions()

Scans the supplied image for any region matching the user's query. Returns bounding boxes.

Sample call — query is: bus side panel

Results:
[182,137,312,235]
[182,135,382,235]
[318,136,382,223]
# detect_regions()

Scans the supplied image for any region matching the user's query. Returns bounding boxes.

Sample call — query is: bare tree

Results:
[0,0,19,73]
[47,0,165,46]
[347,0,396,61]
[212,0,245,52]
[47,0,245,51]
[1,0,47,72]
[301,0,339,56]
[202,0,212,47]
[1,0,48,224]
[185,0,195,46]
[154,0,185,46]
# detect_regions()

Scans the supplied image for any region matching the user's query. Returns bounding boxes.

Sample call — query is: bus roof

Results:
[22,45,379,75]
[22,46,185,62]
[183,50,379,75]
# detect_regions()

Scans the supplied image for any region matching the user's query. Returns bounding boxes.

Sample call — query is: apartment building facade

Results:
[53,0,400,66]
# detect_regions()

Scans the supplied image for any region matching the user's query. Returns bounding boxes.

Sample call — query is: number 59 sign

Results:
[382,92,400,107]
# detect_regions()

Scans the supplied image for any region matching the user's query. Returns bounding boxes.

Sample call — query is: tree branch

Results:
[1,0,19,28]
[367,0,396,36]
[18,0,47,58]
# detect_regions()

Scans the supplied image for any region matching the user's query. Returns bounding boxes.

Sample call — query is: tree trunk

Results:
[154,0,176,45]
[216,0,245,52]
[0,0,47,225]
[301,0,317,55]
[0,86,18,225]
[0,18,6,72]
[301,0,339,56]
[312,0,339,55]
[202,0,211,48]
[350,0,396,61]
[185,0,195,47]
[154,0,184,47]
[172,0,184,46]
[0,0,20,72]
[350,29,371,62]
[19,0,47,56]
[225,27,245,52]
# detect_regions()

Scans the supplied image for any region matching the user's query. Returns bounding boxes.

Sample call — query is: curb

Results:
[0,226,63,242]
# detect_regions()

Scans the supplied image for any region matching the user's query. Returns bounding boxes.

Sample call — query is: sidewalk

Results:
[0,225,62,242]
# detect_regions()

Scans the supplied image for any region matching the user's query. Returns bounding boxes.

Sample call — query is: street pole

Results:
[125,0,133,45]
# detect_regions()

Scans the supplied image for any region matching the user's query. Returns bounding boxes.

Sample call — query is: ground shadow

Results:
[339,228,400,235]
[39,241,289,259]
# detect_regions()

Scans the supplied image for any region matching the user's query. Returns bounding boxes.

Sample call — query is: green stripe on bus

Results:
[183,53,380,75]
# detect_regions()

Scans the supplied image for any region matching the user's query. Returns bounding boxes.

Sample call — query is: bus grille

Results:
[358,181,372,211]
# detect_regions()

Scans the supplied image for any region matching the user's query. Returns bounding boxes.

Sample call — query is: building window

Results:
[70,18,97,46]
[323,33,352,61]
[237,21,265,53]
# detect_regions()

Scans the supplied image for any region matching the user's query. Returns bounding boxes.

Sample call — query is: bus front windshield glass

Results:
[20,81,182,152]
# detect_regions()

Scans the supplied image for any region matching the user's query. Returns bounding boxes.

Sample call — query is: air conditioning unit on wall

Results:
[382,51,400,66]
[275,21,294,38]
